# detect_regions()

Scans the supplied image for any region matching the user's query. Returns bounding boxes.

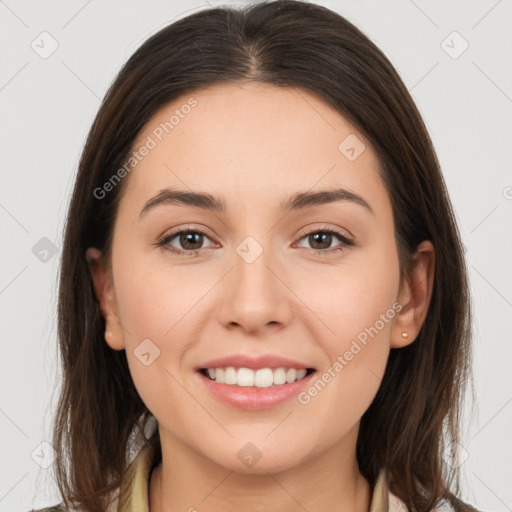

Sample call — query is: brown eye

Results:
[296,228,353,254]
[158,229,215,256]
[307,232,334,250]
[176,232,204,251]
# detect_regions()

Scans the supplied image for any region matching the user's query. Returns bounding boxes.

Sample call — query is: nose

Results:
[216,239,293,335]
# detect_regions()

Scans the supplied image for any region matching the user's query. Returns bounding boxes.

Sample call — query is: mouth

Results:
[198,367,316,388]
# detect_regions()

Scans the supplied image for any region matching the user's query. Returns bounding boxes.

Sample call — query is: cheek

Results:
[329,268,398,348]
[111,247,207,405]
[296,245,400,348]
[114,244,207,341]
[295,245,400,397]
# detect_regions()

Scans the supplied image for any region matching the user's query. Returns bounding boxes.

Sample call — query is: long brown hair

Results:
[53,1,477,510]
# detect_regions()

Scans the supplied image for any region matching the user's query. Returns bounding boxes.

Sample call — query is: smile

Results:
[196,367,317,410]
[200,367,315,387]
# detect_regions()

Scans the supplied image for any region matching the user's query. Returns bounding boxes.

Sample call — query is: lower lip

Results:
[197,370,316,410]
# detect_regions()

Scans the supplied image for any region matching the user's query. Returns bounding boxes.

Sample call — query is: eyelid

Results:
[159,223,216,240]
[157,224,218,249]
[157,223,354,255]
[292,225,354,254]
[295,223,353,241]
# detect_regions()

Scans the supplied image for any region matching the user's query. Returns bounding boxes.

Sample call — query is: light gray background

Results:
[1,1,511,511]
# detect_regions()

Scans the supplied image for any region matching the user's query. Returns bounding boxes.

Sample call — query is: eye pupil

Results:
[310,232,332,250]
[180,232,203,250]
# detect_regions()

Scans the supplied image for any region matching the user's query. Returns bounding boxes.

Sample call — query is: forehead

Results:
[122,82,387,216]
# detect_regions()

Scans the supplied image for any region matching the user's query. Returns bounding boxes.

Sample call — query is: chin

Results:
[204,441,310,475]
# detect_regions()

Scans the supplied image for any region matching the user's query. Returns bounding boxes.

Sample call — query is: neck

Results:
[149,426,371,512]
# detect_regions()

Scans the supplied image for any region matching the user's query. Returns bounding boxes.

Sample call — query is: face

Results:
[89,82,420,474]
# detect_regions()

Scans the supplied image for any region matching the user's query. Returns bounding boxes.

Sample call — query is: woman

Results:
[33,1,479,511]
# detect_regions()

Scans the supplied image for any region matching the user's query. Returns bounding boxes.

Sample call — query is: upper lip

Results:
[196,354,314,371]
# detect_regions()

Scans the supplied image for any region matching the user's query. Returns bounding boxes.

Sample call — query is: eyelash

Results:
[156,225,353,257]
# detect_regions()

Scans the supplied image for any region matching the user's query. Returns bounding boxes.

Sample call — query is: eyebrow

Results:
[139,186,374,218]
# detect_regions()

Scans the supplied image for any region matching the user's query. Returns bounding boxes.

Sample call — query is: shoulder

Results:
[29,506,72,512]
[390,493,482,512]
[389,485,482,512]
[389,492,457,511]
[28,501,117,512]
[442,493,483,512]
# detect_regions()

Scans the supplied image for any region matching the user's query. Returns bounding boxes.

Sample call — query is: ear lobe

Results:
[391,240,435,348]
[85,248,125,351]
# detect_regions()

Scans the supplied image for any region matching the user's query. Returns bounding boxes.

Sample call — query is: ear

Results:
[85,247,125,350]
[391,240,435,348]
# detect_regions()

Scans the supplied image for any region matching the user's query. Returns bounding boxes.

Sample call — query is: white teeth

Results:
[237,367,254,387]
[204,367,310,387]
[224,366,237,385]
[286,368,297,383]
[254,368,274,388]
[273,367,287,385]
[296,369,307,380]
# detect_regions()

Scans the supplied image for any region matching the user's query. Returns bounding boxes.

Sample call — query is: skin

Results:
[86,82,435,512]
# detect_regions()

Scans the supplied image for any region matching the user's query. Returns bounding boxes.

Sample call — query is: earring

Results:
[105,330,113,341]
[401,332,409,338]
